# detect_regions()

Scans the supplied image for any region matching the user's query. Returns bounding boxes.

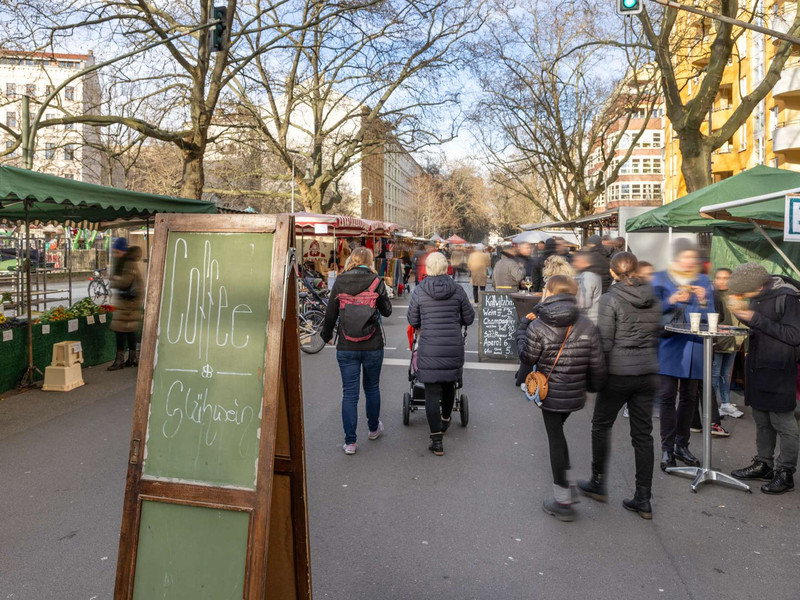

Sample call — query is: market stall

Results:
[0,164,215,390]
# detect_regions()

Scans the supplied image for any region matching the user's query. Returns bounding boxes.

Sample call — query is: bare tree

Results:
[229,0,490,213]
[470,0,658,220]
[1,0,320,198]
[637,1,800,191]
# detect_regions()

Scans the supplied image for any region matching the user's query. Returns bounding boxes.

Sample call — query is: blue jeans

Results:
[337,349,383,444]
[712,352,736,406]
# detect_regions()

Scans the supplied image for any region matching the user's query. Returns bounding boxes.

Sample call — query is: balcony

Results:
[773,120,800,152]
[773,67,800,98]
[772,3,797,39]
[710,106,732,130]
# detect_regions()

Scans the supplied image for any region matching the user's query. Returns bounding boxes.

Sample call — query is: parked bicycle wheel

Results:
[299,309,326,354]
[88,279,110,306]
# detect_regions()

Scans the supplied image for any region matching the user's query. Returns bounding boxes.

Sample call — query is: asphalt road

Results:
[2,283,800,599]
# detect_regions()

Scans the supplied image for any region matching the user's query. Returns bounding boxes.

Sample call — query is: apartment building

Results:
[594,114,665,213]
[0,51,101,182]
[664,0,800,202]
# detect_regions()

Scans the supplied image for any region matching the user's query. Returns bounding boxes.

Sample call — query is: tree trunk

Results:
[180,146,205,200]
[679,134,712,193]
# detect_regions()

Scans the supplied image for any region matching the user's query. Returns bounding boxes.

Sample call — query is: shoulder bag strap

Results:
[546,325,573,384]
[368,276,381,293]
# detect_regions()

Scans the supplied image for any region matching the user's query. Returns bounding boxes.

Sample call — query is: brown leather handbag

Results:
[524,325,573,405]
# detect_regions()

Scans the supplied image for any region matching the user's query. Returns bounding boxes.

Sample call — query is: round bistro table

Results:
[664,323,751,493]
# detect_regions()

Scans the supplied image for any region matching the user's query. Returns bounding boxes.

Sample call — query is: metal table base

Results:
[663,326,751,493]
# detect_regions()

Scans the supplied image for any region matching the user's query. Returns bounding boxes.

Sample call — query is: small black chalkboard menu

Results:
[478,291,519,361]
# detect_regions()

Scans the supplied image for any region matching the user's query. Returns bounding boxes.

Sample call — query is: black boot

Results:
[761,469,795,495]
[429,433,444,456]
[660,450,676,471]
[125,348,139,368]
[674,445,700,466]
[577,474,607,503]
[731,458,775,481]
[107,351,126,371]
[623,487,653,520]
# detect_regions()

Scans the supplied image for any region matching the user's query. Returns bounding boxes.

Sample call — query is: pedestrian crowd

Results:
[318,235,800,523]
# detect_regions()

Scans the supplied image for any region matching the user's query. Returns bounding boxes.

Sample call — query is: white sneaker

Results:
[368,421,384,440]
[343,443,357,455]
[720,404,744,418]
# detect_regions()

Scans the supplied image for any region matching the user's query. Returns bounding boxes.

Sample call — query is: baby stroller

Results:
[402,325,469,427]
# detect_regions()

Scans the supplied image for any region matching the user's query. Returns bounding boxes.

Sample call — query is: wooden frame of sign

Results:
[114,214,311,599]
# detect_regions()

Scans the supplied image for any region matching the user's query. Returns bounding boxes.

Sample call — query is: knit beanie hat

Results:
[586,234,602,246]
[671,238,697,259]
[112,237,129,252]
[728,262,770,294]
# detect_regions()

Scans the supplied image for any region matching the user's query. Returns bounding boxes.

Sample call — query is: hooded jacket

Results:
[407,275,475,383]
[517,294,607,412]
[321,266,392,351]
[597,279,662,376]
[739,276,800,412]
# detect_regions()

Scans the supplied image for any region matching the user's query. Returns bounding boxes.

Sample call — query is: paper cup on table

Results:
[707,313,719,333]
[689,312,702,333]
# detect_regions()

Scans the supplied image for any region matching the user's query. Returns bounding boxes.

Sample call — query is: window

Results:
[45,112,56,122]
[65,121,75,131]
[606,182,663,203]
[25,83,35,97]
[716,85,733,110]
[64,144,75,160]
[65,86,74,101]
[718,138,733,153]
[5,140,16,156]
[755,136,765,165]
[771,105,779,137]
[6,83,15,98]
[6,111,16,128]
[619,157,663,175]
[740,76,748,98]
[739,121,747,150]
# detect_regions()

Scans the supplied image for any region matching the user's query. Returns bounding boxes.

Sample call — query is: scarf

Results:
[667,264,700,287]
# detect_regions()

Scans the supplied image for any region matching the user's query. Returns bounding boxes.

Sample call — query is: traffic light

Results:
[617,0,642,15]
[211,6,227,52]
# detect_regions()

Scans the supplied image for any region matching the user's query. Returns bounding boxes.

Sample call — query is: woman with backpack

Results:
[517,275,606,522]
[577,252,662,519]
[407,252,475,456]
[321,247,393,455]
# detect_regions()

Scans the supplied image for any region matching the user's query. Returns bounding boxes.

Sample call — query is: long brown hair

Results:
[610,252,638,284]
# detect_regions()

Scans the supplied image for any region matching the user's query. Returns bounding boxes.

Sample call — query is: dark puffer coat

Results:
[597,279,662,376]
[320,266,392,351]
[407,275,475,383]
[517,294,606,412]
[739,277,800,413]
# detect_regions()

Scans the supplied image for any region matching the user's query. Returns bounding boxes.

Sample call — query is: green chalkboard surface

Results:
[132,500,249,599]
[143,232,273,489]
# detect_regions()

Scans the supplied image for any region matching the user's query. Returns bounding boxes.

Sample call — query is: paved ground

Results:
[1,285,800,599]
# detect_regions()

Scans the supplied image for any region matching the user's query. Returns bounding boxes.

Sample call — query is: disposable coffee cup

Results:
[707,313,719,333]
[689,312,701,333]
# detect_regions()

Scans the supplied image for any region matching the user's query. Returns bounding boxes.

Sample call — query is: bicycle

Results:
[88,268,111,306]
[298,307,326,354]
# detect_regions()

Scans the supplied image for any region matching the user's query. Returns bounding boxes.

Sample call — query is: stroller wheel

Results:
[403,392,411,426]
[459,394,469,427]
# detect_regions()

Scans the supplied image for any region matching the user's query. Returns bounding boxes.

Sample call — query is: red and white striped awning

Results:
[292,212,367,237]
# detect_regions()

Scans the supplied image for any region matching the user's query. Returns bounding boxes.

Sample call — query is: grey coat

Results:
[492,254,525,290]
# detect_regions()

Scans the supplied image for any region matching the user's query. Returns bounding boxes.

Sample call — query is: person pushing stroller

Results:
[407,252,475,456]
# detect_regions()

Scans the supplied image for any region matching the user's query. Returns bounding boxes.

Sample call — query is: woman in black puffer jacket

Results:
[518,275,606,522]
[408,252,475,456]
[577,252,662,520]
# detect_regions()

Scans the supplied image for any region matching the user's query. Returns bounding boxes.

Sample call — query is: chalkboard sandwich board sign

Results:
[114,214,311,599]
[478,291,519,362]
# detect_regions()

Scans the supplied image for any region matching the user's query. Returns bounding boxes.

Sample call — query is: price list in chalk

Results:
[478,292,519,361]
[143,232,273,490]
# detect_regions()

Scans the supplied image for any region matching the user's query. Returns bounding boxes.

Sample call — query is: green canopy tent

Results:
[625,165,800,232]
[0,164,215,387]
[700,188,800,278]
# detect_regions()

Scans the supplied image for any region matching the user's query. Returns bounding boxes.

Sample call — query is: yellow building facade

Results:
[665,0,800,202]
